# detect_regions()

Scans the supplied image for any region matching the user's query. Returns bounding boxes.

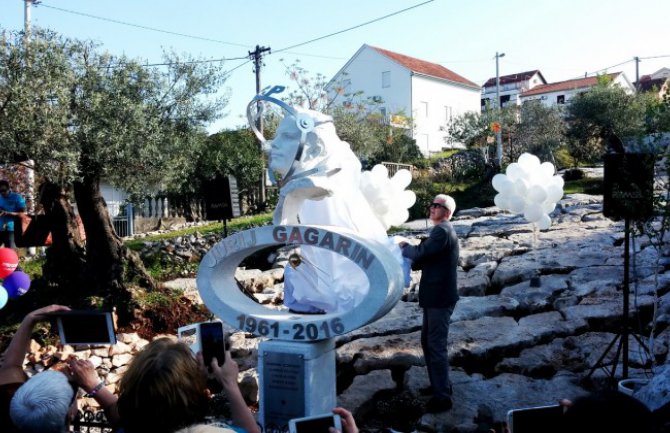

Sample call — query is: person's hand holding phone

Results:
[330,408,358,433]
[210,350,239,389]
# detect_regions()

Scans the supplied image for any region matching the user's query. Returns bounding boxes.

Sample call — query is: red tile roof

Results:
[483,70,543,88]
[520,73,621,97]
[370,46,479,89]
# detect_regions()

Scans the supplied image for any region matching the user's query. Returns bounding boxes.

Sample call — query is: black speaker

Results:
[203,175,241,221]
[603,153,654,220]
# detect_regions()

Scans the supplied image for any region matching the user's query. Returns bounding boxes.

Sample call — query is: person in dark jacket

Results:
[400,194,459,413]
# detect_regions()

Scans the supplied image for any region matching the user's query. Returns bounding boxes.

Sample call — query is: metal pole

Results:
[622,217,630,378]
[249,45,271,207]
[495,52,504,168]
[634,56,640,93]
[24,0,32,37]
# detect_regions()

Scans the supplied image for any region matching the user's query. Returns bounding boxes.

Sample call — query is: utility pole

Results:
[24,0,34,38]
[248,45,271,206]
[634,56,641,93]
[495,52,505,168]
[24,0,38,255]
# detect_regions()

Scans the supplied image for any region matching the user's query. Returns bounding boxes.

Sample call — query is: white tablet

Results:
[52,310,117,345]
[289,413,342,433]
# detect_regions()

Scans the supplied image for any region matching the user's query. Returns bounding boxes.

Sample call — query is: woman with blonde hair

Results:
[117,338,259,433]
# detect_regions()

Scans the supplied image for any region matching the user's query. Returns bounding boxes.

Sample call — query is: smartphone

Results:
[200,321,226,368]
[507,404,564,433]
[49,310,117,345]
[289,413,341,433]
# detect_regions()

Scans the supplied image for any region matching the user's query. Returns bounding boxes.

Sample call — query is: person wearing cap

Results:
[399,194,459,413]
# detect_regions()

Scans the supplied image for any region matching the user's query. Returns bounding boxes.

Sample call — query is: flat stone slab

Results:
[451,295,519,322]
[500,275,569,313]
[337,301,423,345]
[337,369,396,416]
[416,370,588,433]
[337,331,424,374]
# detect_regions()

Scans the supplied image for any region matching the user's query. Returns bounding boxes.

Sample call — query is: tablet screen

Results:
[56,311,116,345]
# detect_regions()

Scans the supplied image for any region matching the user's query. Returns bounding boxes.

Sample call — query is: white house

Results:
[519,72,635,107]
[480,70,547,111]
[326,44,481,155]
[635,67,670,97]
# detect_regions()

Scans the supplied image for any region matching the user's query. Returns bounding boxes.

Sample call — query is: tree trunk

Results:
[37,182,88,299]
[73,174,155,323]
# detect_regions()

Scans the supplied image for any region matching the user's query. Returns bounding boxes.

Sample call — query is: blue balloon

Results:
[3,271,31,299]
[0,286,7,309]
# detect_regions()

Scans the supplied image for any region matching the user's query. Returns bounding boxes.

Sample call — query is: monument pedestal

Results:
[258,339,336,433]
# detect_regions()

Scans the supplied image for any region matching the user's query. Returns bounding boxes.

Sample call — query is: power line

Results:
[273,0,435,53]
[36,2,252,49]
[640,54,670,60]
[139,56,248,68]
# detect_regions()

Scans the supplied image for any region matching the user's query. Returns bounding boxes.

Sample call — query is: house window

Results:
[420,101,429,117]
[445,106,453,121]
[382,71,391,88]
[557,95,565,104]
[481,98,486,107]
[380,107,387,117]
[500,95,510,107]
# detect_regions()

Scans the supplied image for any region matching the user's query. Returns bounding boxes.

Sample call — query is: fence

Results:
[381,161,415,177]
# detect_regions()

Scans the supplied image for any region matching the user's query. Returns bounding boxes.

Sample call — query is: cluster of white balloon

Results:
[492,153,564,230]
[360,165,416,229]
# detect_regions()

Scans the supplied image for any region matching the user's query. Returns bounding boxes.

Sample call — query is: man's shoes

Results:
[426,396,453,413]
[419,386,434,396]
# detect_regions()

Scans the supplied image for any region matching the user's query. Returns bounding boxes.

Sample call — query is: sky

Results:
[3,0,669,133]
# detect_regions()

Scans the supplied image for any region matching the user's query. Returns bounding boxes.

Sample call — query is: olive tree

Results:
[0,28,227,320]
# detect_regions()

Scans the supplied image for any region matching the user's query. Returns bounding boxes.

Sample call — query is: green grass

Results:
[563,177,603,195]
[125,213,273,251]
[19,256,45,280]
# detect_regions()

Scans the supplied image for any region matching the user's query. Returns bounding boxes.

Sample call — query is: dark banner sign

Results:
[203,175,240,221]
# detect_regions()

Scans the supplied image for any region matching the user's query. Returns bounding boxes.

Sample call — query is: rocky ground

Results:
[157,193,670,432]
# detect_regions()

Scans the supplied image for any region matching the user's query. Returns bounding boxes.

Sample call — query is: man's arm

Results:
[400,226,447,262]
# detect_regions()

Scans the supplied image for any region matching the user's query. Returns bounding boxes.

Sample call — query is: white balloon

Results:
[541,201,557,214]
[546,184,564,203]
[528,185,548,203]
[371,164,389,180]
[494,193,510,210]
[514,178,529,196]
[540,161,555,178]
[518,153,541,171]
[506,163,524,181]
[551,175,565,189]
[400,190,417,208]
[509,195,526,213]
[536,213,552,230]
[524,203,544,222]
[492,173,508,192]
[391,169,412,189]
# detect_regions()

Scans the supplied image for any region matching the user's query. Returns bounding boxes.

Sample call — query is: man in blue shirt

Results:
[0,180,26,249]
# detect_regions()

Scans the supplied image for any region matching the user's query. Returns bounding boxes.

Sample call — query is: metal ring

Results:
[197,225,404,341]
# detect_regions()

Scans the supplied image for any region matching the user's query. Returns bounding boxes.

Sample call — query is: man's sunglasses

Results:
[429,203,448,210]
